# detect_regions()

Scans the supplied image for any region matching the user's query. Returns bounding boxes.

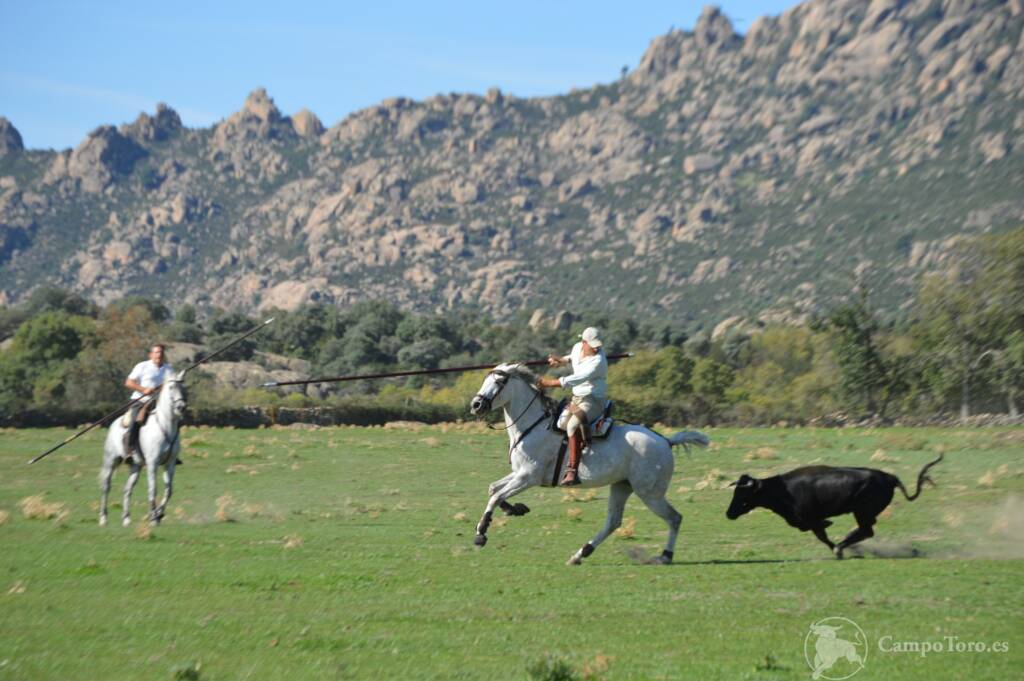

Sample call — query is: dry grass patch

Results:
[881,433,929,451]
[566,507,583,521]
[383,421,427,431]
[562,489,597,503]
[744,447,779,461]
[283,534,304,549]
[0,510,9,526]
[615,517,637,539]
[215,493,235,522]
[693,469,730,491]
[870,449,899,463]
[18,495,69,522]
[582,653,614,680]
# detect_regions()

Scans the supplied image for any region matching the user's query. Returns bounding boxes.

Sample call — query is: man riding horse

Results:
[536,327,608,486]
[124,343,181,464]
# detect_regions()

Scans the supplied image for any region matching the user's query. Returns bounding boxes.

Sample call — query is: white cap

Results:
[579,327,603,348]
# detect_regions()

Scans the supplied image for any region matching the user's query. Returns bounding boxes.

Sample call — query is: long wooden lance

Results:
[261,352,634,388]
[27,317,275,465]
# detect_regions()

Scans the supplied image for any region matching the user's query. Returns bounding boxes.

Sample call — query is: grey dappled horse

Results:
[99,372,187,527]
[470,364,709,565]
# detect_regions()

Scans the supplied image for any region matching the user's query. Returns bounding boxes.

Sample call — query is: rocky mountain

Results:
[1,0,1022,328]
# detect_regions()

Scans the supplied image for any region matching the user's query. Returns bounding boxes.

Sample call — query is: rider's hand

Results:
[143,387,156,396]
[547,354,561,367]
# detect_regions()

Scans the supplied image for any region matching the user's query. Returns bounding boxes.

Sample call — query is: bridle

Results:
[152,379,188,441]
[473,369,547,431]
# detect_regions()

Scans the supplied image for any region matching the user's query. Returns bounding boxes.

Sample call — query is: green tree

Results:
[826,292,899,418]
[11,311,93,365]
[5,311,96,404]
[397,338,453,370]
[165,304,203,343]
[691,357,734,422]
[66,304,160,405]
[109,296,170,323]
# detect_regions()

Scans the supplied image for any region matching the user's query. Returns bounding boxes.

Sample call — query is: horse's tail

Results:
[666,430,710,453]
[895,453,944,501]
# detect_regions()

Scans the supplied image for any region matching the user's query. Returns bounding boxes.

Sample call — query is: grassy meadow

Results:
[1,424,1022,680]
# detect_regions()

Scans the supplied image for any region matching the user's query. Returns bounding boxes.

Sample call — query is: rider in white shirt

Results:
[123,344,179,463]
[537,327,608,485]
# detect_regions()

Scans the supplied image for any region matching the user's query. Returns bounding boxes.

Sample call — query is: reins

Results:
[149,381,186,463]
[476,369,551,431]
[487,386,543,431]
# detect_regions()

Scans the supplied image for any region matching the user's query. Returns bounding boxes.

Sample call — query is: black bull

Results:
[726,454,944,558]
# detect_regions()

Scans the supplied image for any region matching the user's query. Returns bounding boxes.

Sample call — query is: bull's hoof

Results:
[833,547,845,560]
[473,534,488,547]
[648,552,673,565]
[504,503,530,517]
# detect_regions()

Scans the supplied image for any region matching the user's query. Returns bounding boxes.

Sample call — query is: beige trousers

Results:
[557,395,604,437]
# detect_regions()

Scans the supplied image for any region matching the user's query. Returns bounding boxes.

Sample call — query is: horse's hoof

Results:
[833,547,844,560]
[566,555,583,566]
[647,555,672,565]
[99,516,107,527]
[507,503,530,517]
[473,534,488,547]
[122,517,131,527]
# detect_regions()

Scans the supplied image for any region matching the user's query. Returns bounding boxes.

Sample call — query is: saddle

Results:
[550,398,615,442]
[120,399,156,428]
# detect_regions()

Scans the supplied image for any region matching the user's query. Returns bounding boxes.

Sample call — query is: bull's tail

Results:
[666,430,710,454]
[895,453,944,501]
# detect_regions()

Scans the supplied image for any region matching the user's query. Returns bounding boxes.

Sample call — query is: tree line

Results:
[1,228,1021,426]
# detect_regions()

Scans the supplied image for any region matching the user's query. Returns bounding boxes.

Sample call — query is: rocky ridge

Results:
[1,0,1022,328]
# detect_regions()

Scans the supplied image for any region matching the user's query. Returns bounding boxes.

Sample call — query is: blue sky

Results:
[1,1,799,150]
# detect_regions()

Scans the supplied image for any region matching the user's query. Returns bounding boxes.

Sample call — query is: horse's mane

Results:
[504,364,558,411]
[506,364,537,383]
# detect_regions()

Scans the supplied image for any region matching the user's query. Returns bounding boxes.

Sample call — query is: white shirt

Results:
[128,360,174,399]
[559,342,608,398]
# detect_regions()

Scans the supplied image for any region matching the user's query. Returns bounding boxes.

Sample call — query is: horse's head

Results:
[470,363,531,415]
[162,371,188,419]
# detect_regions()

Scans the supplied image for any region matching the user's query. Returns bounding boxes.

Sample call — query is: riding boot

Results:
[560,433,582,486]
[125,422,141,463]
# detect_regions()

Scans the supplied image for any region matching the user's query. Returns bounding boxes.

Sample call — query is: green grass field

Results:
[1,425,1022,680]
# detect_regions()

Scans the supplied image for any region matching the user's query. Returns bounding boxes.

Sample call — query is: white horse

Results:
[99,372,187,527]
[469,364,709,565]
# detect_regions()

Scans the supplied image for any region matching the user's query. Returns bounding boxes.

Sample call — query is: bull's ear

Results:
[731,474,759,489]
